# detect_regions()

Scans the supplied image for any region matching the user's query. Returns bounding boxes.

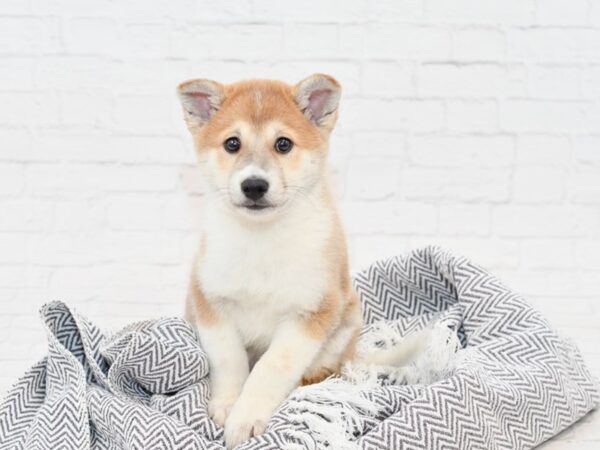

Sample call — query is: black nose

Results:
[241,178,269,201]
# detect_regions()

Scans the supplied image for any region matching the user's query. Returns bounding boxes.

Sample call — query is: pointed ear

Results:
[177,79,224,130]
[293,73,341,130]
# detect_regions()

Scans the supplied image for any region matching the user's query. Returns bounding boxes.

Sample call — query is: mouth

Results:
[238,201,274,213]
[245,204,270,211]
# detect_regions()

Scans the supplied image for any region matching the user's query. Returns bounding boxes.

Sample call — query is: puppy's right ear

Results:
[294,74,341,132]
[177,79,224,130]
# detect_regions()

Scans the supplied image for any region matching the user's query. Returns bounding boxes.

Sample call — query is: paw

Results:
[208,393,238,427]
[224,399,271,449]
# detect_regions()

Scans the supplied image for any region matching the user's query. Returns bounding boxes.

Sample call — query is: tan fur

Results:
[186,237,218,327]
[187,273,218,327]
[301,368,336,386]
[302,288,342,339]
[338,294,362,366]
[296,189,358,357]
[193,80,325,152]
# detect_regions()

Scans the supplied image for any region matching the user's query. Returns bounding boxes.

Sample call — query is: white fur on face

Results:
[203,120,325,220]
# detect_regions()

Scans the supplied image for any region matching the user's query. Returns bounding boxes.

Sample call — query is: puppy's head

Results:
[177,74,341,221]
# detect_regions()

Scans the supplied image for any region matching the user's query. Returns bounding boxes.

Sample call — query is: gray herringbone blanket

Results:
[1,247,598,449]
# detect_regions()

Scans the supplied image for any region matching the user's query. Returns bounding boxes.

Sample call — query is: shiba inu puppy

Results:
[178,74,421,448]
[178,73,360,447]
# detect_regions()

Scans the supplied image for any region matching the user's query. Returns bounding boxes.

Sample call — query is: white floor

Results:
[538,409,600,449]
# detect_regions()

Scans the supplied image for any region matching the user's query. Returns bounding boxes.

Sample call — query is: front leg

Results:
[224,318,327,448]
[200,319,249,426]
[188,276,249,426]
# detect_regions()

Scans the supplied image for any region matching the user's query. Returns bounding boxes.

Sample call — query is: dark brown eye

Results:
[275,137,293,154]
[224,137,241,153]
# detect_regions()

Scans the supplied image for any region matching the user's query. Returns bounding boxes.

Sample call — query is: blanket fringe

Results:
[282,377,380,449]
[281,323,460,449]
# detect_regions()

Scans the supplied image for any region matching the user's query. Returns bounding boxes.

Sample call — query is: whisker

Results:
[284,184,319,209]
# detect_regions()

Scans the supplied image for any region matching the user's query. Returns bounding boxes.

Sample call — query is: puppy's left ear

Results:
[293,74,341,131]
[177,78,224,131]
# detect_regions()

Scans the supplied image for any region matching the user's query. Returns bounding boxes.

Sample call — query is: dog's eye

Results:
[223,137,241,153]
[275,137,293,154]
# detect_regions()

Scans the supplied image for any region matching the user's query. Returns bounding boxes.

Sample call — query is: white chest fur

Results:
[198,199,333,349]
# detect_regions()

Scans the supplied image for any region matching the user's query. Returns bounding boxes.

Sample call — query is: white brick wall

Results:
[1,1,599,410]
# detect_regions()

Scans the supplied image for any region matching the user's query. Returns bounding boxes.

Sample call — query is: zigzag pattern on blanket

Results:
[352,248,599,449]
[0,246,598,450]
